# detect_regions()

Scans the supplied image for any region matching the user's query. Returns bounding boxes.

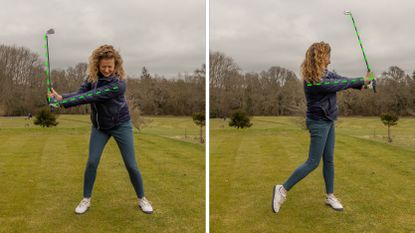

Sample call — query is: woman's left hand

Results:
[362,72,373,90]
[48,88,63,101]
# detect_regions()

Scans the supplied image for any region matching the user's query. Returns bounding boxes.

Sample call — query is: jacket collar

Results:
[98,72,118,81]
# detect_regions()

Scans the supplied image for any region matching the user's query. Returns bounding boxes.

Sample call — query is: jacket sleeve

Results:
[304,71,364,94]
[61,78,91,99]
[60,80,126,108]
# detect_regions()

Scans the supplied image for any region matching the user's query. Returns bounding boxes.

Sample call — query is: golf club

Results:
[344,11,376,93]
[44,28,55,103]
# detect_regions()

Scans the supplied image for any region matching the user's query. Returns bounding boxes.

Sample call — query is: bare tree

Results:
[210,51,240,118]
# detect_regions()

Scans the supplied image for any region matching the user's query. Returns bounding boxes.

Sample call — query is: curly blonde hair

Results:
[300,42,331,83]
[87,44,126,82]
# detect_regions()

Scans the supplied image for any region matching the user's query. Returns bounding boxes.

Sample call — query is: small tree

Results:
[141,66,151,79]
[192,112,205,144]
[34,108,59,128]
[128,98,144,131]
[229,110,252,129]
[380,112,399,143]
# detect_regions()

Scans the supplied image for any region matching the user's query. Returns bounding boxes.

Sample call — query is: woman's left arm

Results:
[327,71,365,90]
[59,80,126,108]
[61,79,92,99]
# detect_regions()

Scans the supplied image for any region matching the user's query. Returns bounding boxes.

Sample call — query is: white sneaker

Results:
[325,194,343,211]
[75,198,91,214]
[138,197,153,214]
[272,185,286,213]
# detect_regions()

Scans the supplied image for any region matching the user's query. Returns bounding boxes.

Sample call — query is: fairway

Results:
[210,116,415,233]
[0,115,204,233]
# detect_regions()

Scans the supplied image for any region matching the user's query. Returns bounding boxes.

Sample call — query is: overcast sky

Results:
[0,0,205,78]
[211,0,415,77]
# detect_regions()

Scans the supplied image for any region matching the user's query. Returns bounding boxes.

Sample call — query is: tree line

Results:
[210,51,415,117]
[0,44,205,116]
[1,45,413,118]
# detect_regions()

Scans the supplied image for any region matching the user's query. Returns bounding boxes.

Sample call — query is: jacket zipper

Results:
[93,81,100,130]
[94,104,100,130]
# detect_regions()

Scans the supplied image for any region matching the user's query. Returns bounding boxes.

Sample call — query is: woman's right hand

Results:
[364,72,373,85]
[362,72,373,90]
[48,88,63,101]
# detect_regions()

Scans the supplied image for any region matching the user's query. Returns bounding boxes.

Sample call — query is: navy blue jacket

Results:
[304,70,364,121]
[60,74,130,130]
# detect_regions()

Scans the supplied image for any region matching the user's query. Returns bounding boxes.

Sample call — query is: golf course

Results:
[0,115,205,233]
[210,116,415,233]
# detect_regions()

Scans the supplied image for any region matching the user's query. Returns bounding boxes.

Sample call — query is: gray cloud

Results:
[0,0,205,78]
[211,0,415,77]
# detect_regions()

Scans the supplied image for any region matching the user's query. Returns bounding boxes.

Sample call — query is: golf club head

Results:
[46,28,55,35]
[344,11,352,15]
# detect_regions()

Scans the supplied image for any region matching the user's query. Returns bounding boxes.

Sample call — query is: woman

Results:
[272,41,372,213]
[49,45,153,214]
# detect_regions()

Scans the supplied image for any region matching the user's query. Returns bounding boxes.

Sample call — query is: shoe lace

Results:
[140,198,152,207]
[278,187,287,200]
[329,195,341,203]
[78,199,90,208]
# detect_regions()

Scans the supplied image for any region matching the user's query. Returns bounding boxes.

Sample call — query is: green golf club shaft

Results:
[347,13,371,72]
[346,12,376,92]
[44,34,52,102]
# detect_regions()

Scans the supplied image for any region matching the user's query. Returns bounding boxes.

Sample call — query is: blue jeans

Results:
[283,118,335,194]
[83,121,145,198]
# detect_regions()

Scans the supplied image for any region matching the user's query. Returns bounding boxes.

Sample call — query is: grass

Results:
[210,116,415,233]
[0,115,205,233]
